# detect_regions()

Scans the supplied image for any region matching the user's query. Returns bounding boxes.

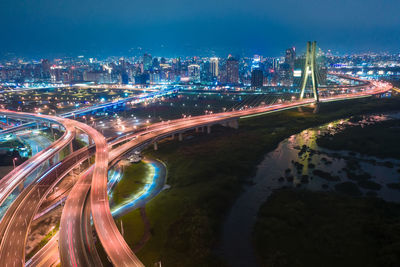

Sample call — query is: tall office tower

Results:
[251,69,264,88]
[41,59,51,79]
[209,57,219,77]
[200,61,212,83]
[226,56,239,85]
[280,47,296,86]
[188,64,201,83]
[173,58,182,75]
[152,57,160,69]
[218,61,227,84]
[272,58,280,70]
[285,47,296,70]
[279,63,293,86]
[143,53,152,71]
[119,58,127,69]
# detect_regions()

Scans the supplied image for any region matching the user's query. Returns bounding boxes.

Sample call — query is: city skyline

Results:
[1,0,399,58]
[0,1,400,267]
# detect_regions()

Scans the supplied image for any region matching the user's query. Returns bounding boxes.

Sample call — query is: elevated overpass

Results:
[0,77,392,266]
[61,79,392,267]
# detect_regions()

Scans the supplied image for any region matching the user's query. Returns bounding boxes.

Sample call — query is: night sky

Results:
[1,0,399,57]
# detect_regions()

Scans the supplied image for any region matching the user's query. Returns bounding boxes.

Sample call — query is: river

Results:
[219,112,400,267]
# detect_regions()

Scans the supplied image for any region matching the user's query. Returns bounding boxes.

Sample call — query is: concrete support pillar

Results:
[69,142,74,154]
[50,123,54,135]
[178,132,183,141]
[36,122,40,130]
[89,138,94,146]
[171,134,175,140]
[6,117,9,125]
[195,127,199,133]
[207,125,211,134]
[153,142,158,151]
[313,102,320,114]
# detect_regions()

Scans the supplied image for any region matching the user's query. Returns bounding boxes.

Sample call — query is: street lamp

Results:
[12,157,18,169]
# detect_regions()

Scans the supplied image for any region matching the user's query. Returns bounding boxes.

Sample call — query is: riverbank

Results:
[122,95,400,266]
[317,116,400,160]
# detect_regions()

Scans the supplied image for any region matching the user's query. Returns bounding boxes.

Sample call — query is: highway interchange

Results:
[0,75,393,266]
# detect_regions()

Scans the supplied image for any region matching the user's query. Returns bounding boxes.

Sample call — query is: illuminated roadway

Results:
[62,87,178,118]
[92,79,392,267]
[0,110,75,211]
[56,79,393,267]
[0,111,108,267]
[0,87,177,136]
[4,78,389,267]
[0,78,391,266]
[66,79,387,267]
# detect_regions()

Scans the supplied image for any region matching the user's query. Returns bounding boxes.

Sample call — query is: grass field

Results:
[317,118,400,159]
[254,189,400,267]
[112,162,151,206]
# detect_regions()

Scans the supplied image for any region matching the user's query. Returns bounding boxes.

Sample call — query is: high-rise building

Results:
[143,53,152,71]
[152,58,160,69]
[83,70,111,84]
[280,47,296,86]
[210,57,219,77]
[188,64,200,83]
[41,59,51,80]
[119,58,127,69]
[272,58,280,70]
[279,63,292,86]
[251,69,264,88]
[200,61,212,83]
[226,56,239,85]
[285,47,296,70]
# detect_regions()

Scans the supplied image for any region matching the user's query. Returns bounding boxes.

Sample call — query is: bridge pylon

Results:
[299,41,319,102]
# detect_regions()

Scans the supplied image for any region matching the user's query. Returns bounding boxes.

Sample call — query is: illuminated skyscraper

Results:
[285,47,296,70]
[188,64,200,82]
[279,47,296,86]
[210,57,219,77]
[143,53,152,71]
[272,58,280,70]
[226,56,239,85]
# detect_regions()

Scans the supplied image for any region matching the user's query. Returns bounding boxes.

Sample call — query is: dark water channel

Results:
[218,113,400,267]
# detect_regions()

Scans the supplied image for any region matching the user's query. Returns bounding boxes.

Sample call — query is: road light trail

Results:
[0,110,75,214]
[0,77,391,267]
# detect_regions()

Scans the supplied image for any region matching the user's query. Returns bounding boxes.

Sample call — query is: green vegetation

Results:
[112,162,151,206]
[317,118,400,159]
[120,96,400,266]
[253,189,400,267]
[334,181,362,196]
[118,209,146,250]
[26,223,59,260]
[0,139,24,149]
[0,138,29,165]
[313,169,340,181]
